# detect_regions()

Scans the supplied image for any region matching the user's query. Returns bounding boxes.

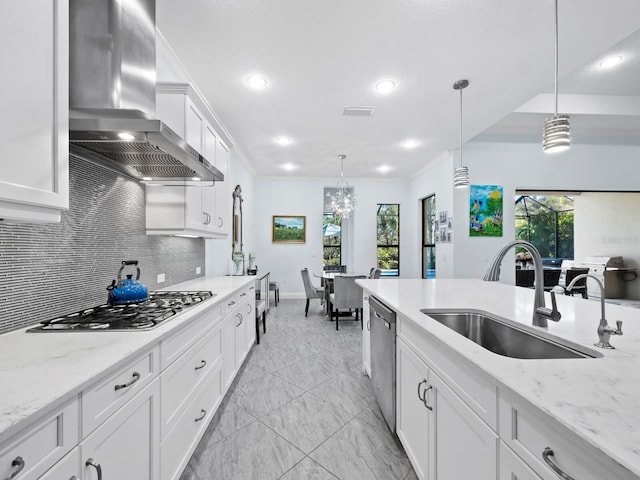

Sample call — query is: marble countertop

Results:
[358,278,640,478]
[0,275,255,444]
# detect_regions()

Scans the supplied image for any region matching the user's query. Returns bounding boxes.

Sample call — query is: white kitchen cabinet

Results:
[221,286,256,393]
[498,389,632,480]
[362,292,371,376]
[396,335,497,480]
[39,447,80,480]
[147,83,230,238]
[222,293,240,392]
[80,379,160,480]
[0,0,69,224]
[243,285,257,350]
[0,397,78,480]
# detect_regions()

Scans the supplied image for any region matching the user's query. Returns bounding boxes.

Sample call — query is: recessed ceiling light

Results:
[275,136,292,146]
[191,177,201,181]
[377,165,392,173]
[282,163,296,171]
[247,74,267,89]
[599,55,623,69]
[142,176,153,181]
[375,79,396,94]
[118,132,135,141]
[402,139,419,149]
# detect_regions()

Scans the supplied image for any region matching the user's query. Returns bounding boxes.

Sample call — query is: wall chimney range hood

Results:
[68,0,223,184]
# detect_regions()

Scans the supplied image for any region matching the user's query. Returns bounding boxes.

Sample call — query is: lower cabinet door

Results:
[396,339,432,480]
[39,447,81,480]
[81,379,160,480]
[430,371,498,480]
[499,441,543,480]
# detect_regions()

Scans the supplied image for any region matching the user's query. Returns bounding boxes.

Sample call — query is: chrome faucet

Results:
[566,273,623,349]
[483,240,561,327]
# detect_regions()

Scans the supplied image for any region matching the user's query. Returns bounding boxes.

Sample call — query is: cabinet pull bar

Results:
[195,359,207,370]
[114,371,141,391]
[417,379,428,401]
[542,447,575,480]
[5,456,25,479]
[195,409,207,422]
[217,216,223,227]
[85,458,103,480]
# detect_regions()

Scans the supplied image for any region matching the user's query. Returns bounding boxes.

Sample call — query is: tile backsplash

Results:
[0,155,205,334]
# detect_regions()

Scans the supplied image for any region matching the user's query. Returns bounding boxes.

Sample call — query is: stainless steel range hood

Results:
[69,0,223,184]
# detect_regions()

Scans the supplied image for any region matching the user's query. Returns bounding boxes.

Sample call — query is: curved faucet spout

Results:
[483,240,558,327]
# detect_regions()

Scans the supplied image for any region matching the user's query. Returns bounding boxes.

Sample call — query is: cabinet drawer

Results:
[82,346,159,437]
[39,446,81,480]
[0,396,78,480]
[160,364,223,480]
[161,322,223,439]
[499,391,632,480]
[499,441,542,480]
[161,305,222,370]
[220,293,239,317]
[398,314,497,429]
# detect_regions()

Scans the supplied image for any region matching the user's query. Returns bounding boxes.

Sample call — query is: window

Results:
[377,204,399,276]
[422,195,436,278]
[323,213,341,266]
[515,194,574,261]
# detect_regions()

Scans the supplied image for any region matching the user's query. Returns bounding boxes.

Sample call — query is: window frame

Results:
[376,203,400,277]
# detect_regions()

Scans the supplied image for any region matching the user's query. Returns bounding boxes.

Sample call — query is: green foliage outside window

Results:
[377,204,399,275]
[323,213,341,266]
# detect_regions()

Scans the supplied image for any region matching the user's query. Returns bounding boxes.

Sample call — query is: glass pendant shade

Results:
[453,165,470,188]
[543,115,570,153]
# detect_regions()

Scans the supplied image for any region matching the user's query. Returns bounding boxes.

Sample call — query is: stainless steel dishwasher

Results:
[369,295,397,433]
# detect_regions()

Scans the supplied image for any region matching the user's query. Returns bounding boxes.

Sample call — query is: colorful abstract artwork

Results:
[469,185,503,237]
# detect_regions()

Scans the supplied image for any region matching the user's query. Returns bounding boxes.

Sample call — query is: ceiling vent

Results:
[343,106,376,117]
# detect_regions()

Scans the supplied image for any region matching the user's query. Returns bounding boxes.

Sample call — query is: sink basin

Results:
[421,309,601,359]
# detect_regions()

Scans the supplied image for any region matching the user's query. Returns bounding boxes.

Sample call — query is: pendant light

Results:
[543,0,570,153]
[453,79,470,188]
[328,154,356,218]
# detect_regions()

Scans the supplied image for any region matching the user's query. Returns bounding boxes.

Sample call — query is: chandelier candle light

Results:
[543,0,570,153]
[453,79,470,188]
[328,154,356,218]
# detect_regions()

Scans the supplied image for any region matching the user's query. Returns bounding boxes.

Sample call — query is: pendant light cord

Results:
[459,86,463,167]
[554,0,559,117]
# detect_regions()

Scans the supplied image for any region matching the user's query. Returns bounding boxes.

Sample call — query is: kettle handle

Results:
[117,260,141,283]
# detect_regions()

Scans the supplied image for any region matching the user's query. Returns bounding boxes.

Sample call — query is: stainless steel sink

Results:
[421,309,601,359]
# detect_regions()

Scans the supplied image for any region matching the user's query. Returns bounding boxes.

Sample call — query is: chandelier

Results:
[328,154,356,218]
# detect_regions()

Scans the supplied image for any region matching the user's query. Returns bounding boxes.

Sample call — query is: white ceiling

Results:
[156,0,640,180]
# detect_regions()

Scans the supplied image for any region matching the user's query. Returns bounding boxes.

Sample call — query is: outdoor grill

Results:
[574,256,637,299]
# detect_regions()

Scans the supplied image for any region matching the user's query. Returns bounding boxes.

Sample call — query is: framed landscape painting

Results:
[272,215,306,243]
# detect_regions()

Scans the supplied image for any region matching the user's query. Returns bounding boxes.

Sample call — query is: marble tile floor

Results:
[179,299,418,480]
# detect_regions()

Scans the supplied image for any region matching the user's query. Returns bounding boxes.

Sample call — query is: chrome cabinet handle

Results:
[5,456,25,479]
[542,447,575,480]
[246,304,252,314]
[366,320,371,331]
[195,409,206,422]
[236,313,243,327]
[85,458,103,480]
[195,360,207,370]
[418,382,433,411]
[70,476,78,480]
[240,292,247,297]
[228,300,236,307]
[217,216,223,227]
[114,371,141,391]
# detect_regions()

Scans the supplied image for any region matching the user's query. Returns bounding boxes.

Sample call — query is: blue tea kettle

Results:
[106,260,149,305]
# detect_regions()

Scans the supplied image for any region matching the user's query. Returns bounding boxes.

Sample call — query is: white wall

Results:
[246,178,408,297]
[575,192,640,299]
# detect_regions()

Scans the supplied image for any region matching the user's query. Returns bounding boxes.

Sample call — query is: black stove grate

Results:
[27,291,214,332]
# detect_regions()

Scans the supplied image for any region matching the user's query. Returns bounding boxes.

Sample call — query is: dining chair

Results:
[565,268,590,299]
[371,269,382,279]
[329,275,367,330]
[301,268,324,316]
[543,269,562,290]
[368,267,375,278]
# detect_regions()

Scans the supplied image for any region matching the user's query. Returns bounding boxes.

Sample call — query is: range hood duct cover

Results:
[68,0,223,183]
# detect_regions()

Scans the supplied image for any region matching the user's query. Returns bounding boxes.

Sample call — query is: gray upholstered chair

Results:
[301,268,324,316]
[329,275,367,330]
[371,269,382,279]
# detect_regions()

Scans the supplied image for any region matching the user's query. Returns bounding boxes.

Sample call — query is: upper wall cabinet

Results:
[0,0,69,224]
[146,83,230,238]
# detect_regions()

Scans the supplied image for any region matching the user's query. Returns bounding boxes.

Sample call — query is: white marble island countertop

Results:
[358,278,640,478]
[0,275,255,444]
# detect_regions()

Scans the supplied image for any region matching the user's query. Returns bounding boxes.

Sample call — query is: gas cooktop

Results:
[27,291,215,332]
